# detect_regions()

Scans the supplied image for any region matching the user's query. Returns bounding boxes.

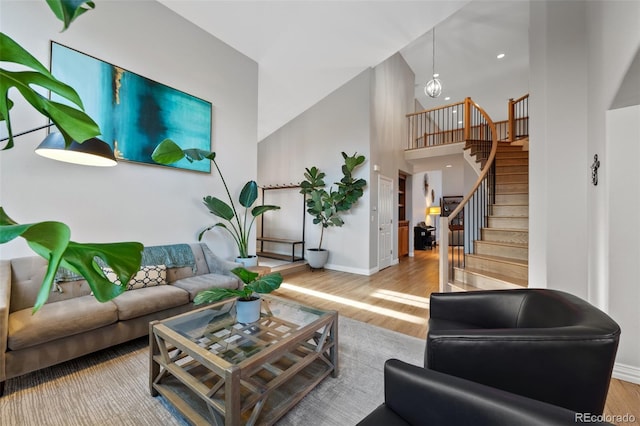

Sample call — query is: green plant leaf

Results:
[239,181,258,208]
[203,196,235,221]
[251,205,280,217]
[248,272,283,294]
[150,139,185,164]
[1,207,72,311]
[0,33,52,76]
[1,207,143,312]
[194,288,244,305]
[342,152,366,172]
[184,148,215,162]
[0,33,100,149]
[151,139,216,165]
[300,153,367,249]
[231,267,259,284]
[46,0,96,31]
[58,241,143,303]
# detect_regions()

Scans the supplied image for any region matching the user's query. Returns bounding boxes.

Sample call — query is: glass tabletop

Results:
[160,295,332,365]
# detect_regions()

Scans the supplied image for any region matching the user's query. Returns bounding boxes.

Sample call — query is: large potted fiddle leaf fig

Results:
[151,140,280,266]
[300,152,366,269]
[0,0,143,313]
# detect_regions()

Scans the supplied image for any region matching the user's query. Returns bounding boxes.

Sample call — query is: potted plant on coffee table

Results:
[300,152,366,269]
[194,267,283,323]
[151,140,280,267]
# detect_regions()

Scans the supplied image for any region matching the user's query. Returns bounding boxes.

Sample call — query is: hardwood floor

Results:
[272,249,640,425]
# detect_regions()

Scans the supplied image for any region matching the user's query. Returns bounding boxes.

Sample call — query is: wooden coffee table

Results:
[149,295,338,425]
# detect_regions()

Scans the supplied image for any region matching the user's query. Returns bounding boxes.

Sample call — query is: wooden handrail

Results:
[511,93,529,104]
[447,101,498,220]
[438,98,498,291]
[405,99,465,118]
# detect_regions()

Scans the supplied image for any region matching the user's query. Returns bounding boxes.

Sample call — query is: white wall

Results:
[370,53,416,267]
[529,0,640,382]
[606,105,640,382]
[586,2,640,383]
[258,70,372,274]
[0,0,258,261]
[258,52,414,274]
[529,1,589,296]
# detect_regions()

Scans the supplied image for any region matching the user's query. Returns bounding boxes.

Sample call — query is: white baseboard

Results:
[612,362,640,384]
[323,259,397,276]
[324,263,373,276]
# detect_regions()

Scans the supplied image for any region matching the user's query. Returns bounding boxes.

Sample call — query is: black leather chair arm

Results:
[357,359,612,426]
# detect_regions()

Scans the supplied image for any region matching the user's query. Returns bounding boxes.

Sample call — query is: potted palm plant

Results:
[300,152,366,268]
[151,140,280,266]
[194,267,283,323]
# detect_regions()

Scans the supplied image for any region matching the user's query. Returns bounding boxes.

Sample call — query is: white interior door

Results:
[378,175,393,270]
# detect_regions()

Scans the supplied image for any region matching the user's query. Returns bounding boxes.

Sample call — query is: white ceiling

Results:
[159,0,529,142]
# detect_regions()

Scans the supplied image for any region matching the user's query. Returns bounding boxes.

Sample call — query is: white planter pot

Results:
[235,256,258,267]
[306,249,329,269]
[235,297,261,323]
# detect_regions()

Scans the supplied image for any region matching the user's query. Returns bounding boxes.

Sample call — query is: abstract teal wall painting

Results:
[50,42,212,173]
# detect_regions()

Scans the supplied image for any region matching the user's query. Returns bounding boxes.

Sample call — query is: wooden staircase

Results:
[451,139,529,291]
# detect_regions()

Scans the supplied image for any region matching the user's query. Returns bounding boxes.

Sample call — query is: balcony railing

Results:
[509,93,529,141]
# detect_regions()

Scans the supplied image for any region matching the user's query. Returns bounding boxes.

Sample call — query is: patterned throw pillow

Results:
[103,264,167,290]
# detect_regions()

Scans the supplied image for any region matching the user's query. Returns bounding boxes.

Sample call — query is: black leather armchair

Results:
[357,359,613,426]
[426,289,621,415]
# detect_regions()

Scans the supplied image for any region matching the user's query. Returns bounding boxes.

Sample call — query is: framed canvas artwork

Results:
[50,42,212,173]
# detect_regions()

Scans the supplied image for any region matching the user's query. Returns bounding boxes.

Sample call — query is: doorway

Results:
[378,175,393,270]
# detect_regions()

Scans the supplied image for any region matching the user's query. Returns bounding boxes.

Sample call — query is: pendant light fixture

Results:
[35,132,117,167]
[424,27,443,98]
[1,123,117,167]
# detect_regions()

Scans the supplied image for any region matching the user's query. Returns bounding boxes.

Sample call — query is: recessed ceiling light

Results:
[445,164,453,168]
[497,53,506,59]
[444,96,451,101]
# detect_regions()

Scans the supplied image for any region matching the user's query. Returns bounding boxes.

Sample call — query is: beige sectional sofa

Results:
[0,242,241,396]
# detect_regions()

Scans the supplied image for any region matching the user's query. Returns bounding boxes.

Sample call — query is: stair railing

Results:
[406,100,465,149]
[407,97,497,150]
[508,93,529,141]
[438,99,498,291]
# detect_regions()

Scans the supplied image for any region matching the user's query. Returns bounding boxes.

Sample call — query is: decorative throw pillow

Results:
[102,264,167,290]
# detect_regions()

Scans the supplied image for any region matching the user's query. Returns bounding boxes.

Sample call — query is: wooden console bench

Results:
[256,237,304,262]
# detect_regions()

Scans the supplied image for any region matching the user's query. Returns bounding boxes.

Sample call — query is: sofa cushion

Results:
[8,295,118,351]
[103,264,167,290]
[172,273,240,301]
[110,285,189,320]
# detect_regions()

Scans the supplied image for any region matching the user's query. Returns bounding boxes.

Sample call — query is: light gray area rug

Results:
[1,317,425,425]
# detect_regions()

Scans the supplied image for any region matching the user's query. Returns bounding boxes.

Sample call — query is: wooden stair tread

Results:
[466,253,528,266]
[454,268,529,290]
[455,267,528,288]
[495,191,528,194]
[482,227,529,235]
[475,240,528,249]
